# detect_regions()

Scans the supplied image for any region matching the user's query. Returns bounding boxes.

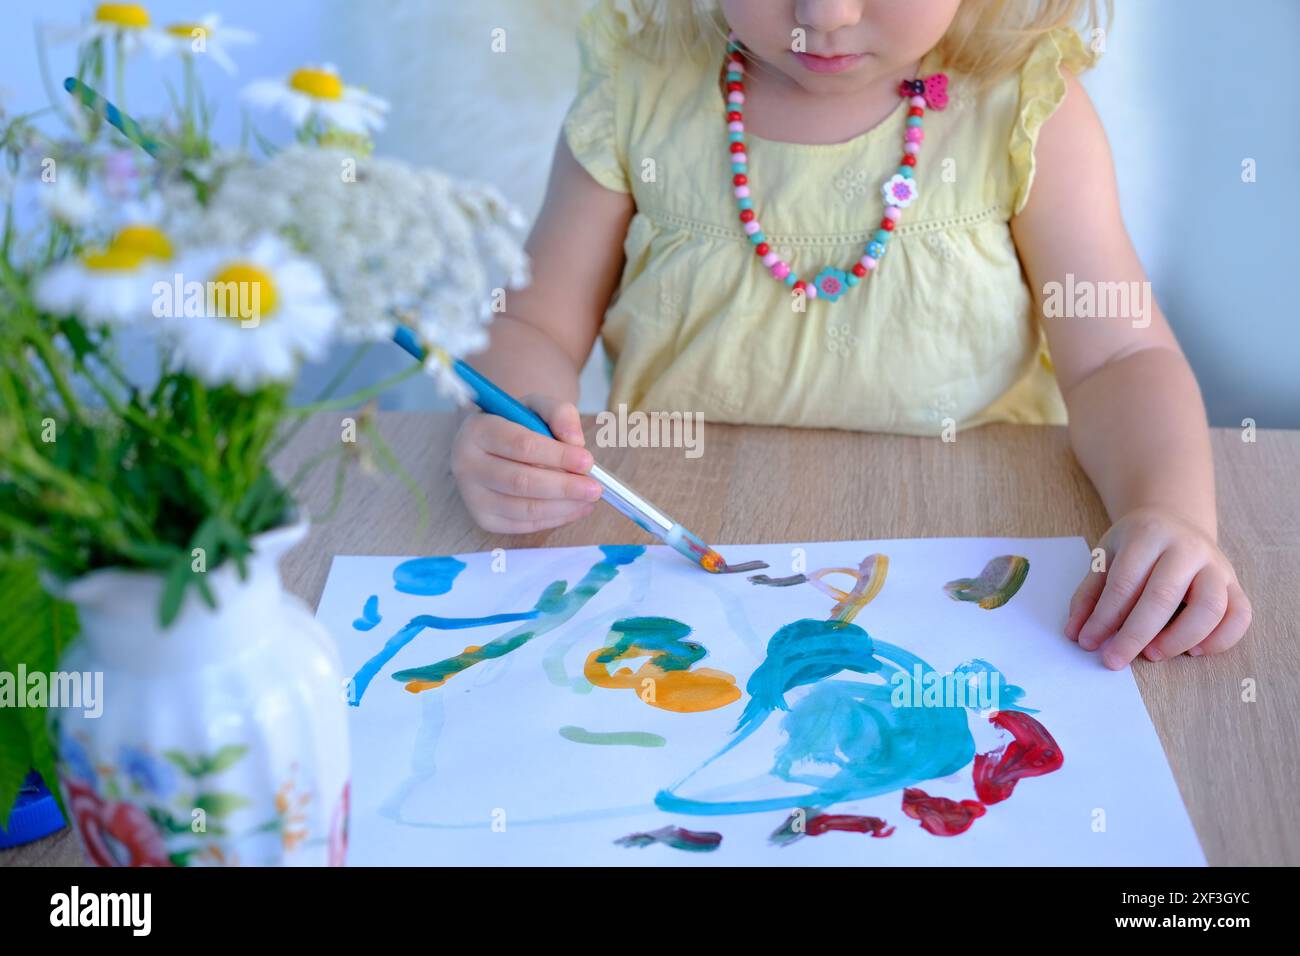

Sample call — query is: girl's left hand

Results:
[1064,506,1252,669]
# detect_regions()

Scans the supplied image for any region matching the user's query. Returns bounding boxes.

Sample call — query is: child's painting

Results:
[314,536,1205,865]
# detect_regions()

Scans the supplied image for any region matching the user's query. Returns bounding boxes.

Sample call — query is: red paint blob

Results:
[901,787,986,836]
[806,813,895,838]
[973,711,1064,805]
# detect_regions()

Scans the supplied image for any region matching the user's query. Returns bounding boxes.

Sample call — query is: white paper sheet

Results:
[314,536,1205,865]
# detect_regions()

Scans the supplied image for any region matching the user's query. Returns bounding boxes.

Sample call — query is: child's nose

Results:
[795,0,864,36]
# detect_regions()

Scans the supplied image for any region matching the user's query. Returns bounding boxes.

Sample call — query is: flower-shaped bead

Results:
[812,266,849,303]
[882,174,919,209]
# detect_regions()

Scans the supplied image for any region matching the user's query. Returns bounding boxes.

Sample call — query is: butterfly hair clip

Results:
[898,73,949,111]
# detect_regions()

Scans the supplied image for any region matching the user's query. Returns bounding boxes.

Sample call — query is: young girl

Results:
[449,0,1251,670]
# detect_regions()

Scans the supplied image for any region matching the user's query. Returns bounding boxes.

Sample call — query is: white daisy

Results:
[160,235,339,391]
[35,223,173,328]
[242,64,389,136]
[38,176,97,227]
[162,14,256,74]
[46,4,175,58]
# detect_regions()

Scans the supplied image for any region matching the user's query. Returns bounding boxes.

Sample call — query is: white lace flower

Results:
[38,176,97,227]
[242,64,388,135]
[159,236,339,391]
[162,14,256,74]
[46,3,175,57]
[35,224,173,329]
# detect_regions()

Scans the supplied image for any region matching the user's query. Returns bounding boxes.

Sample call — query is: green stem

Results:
[287,362,420,415]
[272,342,373,457]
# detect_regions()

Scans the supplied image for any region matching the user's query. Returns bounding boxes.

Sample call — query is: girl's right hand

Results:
[450,394,604,533]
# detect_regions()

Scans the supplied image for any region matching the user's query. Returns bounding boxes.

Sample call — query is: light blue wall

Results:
[4,1,1296,426]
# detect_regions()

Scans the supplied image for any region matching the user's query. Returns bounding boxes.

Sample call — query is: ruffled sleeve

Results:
[563,0,631,194]
[1009,26,1100,214]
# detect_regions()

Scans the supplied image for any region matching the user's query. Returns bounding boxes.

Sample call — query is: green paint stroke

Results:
[391,545,645,688]
[944,555,1030,609]
[558,726,666,748]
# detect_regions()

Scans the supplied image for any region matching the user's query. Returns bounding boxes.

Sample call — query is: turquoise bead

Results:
[874,230,890,244]
[732,163,747,174]
[750,231,766,243]
[867,241,885,258]
[738,198,753,210]
[784,273,797,286]
[729,132,745,143]
[897,166,913,178]
[907,116,924,128]
[726,72,742,83]
[845,273,859,287]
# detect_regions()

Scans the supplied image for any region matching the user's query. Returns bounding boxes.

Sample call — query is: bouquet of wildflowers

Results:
[0,3,527,823]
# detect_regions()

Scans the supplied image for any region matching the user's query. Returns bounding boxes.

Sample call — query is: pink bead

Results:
[905,127,924,143]
[744,220,760,235]
[805,283,818,300]
[728,91,745,104]
[771,262,790,280]
[903,141,920,156]
[734,185,750,198]
[728,121,744,133]
[884,206,902,221]
[729,59,745,74]
[860,256,877,270]
[910,95,926,109]
[733,152,748,164]
[761,251,779,267]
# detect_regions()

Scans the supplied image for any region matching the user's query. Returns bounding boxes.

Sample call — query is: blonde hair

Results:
[622,0,1111,84]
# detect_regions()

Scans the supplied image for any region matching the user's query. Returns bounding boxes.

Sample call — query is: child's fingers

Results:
[522,393,587,447]
[477,455,602,502]
[1076,539,1162,651]
[1188,582,1253,657]
[474,415,594,474]
[1065,566,1106,641]
[1143,569,1229,661]
[1100,550,1199,669]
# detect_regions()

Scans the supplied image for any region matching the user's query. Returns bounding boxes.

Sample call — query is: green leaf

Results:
[0,706,35,831]
[201,744,247,776]
[163,750,204,777]
[193,792,250,818]
[159,558,192,628]
[0,557,78,824]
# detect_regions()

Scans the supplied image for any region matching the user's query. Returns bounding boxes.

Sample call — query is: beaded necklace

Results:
[723,34,948,303]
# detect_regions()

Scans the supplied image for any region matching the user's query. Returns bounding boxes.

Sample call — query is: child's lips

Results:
[793,51,867,74]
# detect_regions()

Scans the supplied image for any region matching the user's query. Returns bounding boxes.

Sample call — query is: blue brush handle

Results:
[391,325,554,438]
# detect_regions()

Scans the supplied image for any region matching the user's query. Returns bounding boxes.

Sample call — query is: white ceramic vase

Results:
[46,523,350,866]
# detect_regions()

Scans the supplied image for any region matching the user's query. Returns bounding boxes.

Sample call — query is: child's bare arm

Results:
[1012,73,1251,667]
[451,136,634,533]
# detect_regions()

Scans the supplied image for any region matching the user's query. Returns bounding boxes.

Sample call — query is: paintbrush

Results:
[60,79,759,573]
[393,328,764,574]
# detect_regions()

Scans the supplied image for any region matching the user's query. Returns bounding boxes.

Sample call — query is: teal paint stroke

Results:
[352,595,382,631]
[952,658,1037,713]
[391,545,646,687]
[393,556,467,596]
[655,618,975,815]
[350,607,541,706]
[559,726,666,748]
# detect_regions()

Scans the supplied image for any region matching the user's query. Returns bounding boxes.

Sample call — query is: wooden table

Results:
[8,416,1298,866]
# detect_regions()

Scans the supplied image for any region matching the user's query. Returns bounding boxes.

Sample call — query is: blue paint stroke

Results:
[353,595,383,631]
[350,608,541,706]
[952,658,1038,713]
[393,556,467,596]
[655,618,975,815]
[390,545,646,687]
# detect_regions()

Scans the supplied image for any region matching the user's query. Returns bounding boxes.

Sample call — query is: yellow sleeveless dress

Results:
[564,0,1099,434]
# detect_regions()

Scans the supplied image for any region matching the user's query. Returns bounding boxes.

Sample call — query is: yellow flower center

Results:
[210,262,278,322]
[113,225,172,261]
[166,23,207,39]
[82,246,147,271]
[94,3,151,28]
[288,67,344,101]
